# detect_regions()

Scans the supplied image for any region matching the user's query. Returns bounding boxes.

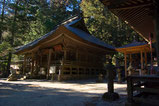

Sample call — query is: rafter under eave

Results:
[108,2,153,10]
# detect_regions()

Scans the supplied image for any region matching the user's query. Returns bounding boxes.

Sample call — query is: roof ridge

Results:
[61,15,80,25]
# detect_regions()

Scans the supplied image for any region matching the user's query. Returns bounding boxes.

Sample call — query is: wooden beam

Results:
[124,52,127,77]
[134,87,159,94]
[109,0,130,6]
[116,44,150,52]
[118,7,137,18]
[47,49,52,79]
[122,7,142,21]
[100,0,110,6]
[109,1,153,10]
[129,9,147,26]
[129,0,138,4]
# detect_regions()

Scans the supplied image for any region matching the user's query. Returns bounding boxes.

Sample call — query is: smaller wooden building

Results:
[116,41,151,77]
[16,16,115,81]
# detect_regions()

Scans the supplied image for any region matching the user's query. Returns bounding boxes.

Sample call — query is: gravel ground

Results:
[0,79,127,106]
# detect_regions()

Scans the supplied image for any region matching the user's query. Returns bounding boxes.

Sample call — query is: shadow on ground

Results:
[0,82,102,106]
[0,78,127,106]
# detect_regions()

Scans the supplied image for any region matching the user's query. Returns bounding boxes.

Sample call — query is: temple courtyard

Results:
[0,79,126,106]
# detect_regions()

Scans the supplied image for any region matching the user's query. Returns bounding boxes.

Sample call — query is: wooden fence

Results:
[127,75,159,105]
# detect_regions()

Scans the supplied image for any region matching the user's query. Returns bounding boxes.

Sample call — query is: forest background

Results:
[0,0,144,77]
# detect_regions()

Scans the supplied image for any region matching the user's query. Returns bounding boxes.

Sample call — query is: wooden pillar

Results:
[47,49,52,79]
[76,49,79,79]
[23,55,26,74]
[35,54,38,73]
[31,53,34,76]
[124,52,127,77]
[140,51,143,75]
[154,2,159,72]
[29,57,31,72]
[37,54,40,73]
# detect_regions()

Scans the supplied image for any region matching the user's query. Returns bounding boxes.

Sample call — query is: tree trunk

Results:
[6,0,19,77]
[0,0,6,43]
[6,53,12,77]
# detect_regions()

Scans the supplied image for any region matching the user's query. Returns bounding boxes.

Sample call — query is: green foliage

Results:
[80,0,144,47]
[0,42,14,56]
[23,0,81,43]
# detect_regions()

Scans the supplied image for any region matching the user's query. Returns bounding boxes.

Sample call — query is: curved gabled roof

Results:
[118,41,147,49]
[16,16,115,54]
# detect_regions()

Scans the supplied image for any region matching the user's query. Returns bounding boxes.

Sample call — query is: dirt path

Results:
[0,79,127,106]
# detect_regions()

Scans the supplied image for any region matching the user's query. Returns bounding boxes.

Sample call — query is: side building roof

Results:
[116,41,150,53]
[117,41,147,49]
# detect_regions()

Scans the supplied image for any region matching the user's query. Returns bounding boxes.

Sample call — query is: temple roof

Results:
[16,16,115,54]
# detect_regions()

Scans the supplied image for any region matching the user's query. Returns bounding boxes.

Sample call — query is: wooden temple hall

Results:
[16,16,115,81]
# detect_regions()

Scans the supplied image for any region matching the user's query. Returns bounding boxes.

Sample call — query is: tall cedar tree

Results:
[6,0,34,76]
[0,0,6,43]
